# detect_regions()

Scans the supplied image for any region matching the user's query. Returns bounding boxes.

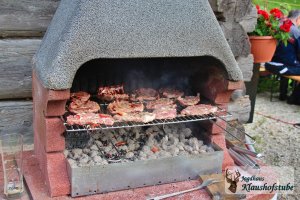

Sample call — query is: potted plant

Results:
[248,5,293,63]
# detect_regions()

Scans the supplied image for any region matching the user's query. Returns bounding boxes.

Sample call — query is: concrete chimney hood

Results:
[33,0,243,90]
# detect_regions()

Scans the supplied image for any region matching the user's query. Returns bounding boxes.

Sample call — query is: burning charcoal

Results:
[101,135,109,142]
[125,152,134,159]
[182,128,192,138]
[72,148,83,155]
[207,146,215,152]
[198,140,204,147]
[111,138,117,144]
[154,134,163,143]
[93,156,103,163]
[139,151,146,158]
[184,145,193,153]
[162,126,172,134]
[102,140,109,146]
[68,159,78,167]
[82,148,90,154]
[178,151,189,156]
[79,154,90,164]
[90,144,98,151]
[92,132,102,140]
[142,145,151,154]
[95,140,103,148]
[169,147,180,156]
[146,137,155,147]
[158,151,171,158]
[124,127,131,131]
[89,150,98,158]
[104,145,112,153]
[118,128,127,135]
[63,150,69,158]
[87,160,95,166]
[168,135,179,146]
[148,154,157,160]
[177,142,185,151]
[110,149,118,155]
[192,151,199,155]
[199,145,207,153]
[128,143,136,151]
[188,137,200,151]
[116,136,123,142]
[179,133,186,143]
[172,133,179,139]
[140,156,147,160]
[118,145,128,152]
[86,137,95,147]
[101,160,109,165]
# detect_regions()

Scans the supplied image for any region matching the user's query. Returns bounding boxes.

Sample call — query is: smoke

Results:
[71,57,226,96]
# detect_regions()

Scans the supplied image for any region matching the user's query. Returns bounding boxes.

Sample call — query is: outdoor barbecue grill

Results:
[31,0,244,197]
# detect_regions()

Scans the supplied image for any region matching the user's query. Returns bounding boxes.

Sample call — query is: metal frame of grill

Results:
[63,105,231,132]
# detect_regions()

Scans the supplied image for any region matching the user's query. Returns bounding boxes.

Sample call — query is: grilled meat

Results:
[130,88,159,101]
[180,104,218,116]
[70,91,91,105]
[69,100,100,114]
[177,93,200,106]
[98,85,129,102]
[113,112,156,123]
[153,107,177,120]
[146,98,175,110]
[107,100,144,115]
[67,113,114,126]
[159,88,184,99]
[69,91,100,114]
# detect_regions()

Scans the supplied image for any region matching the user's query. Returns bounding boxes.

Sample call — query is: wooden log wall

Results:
[0,0,256,137]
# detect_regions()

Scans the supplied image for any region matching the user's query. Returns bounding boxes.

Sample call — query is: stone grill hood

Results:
[33,0,243,90]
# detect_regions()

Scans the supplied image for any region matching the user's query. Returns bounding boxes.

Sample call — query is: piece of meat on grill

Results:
[146,98,176,110]
[153,107,177,120]
[107,100,144,115]
[177,93,200,106]
[70,91,91,105]
[159,88,184,99]
[98,85,129,102]
[113,112,156,123]
[66,113,114,126]
[130,88,159,102]
[180,104,218,116]
[69,100,100,114]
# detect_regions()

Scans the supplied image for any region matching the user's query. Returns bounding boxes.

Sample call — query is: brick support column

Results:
[32,71,71,197]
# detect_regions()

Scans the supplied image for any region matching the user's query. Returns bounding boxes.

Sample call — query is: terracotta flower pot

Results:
[249,36,277,63]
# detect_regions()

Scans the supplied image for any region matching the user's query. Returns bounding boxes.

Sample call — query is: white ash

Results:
[66,124,214,167]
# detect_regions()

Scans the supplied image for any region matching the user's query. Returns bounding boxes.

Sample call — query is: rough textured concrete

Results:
[33,0,243,90]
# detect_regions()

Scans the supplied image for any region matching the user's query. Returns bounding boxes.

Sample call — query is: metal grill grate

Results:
[62,105,231,132]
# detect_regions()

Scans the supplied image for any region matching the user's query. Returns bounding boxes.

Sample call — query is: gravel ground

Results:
[244,92,300,200]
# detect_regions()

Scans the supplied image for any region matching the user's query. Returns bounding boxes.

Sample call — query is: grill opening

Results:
[64,56,229,196]
[71,56,228,95]
[65,56,231,132]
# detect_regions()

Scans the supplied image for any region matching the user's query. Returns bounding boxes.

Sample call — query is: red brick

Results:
[32,71,70,117]
[212,134,234,170]
[35,115,65,152]
[46,152,71,197]
[214,91,232,104]
[33,133,70,197]
[45,118,65,152]
[199,120,227,135]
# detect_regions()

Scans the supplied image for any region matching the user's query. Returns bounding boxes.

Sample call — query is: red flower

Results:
[256,5,260,10]
[280,19,293,32]
[258,10,269,20]
[270,8,283,19]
